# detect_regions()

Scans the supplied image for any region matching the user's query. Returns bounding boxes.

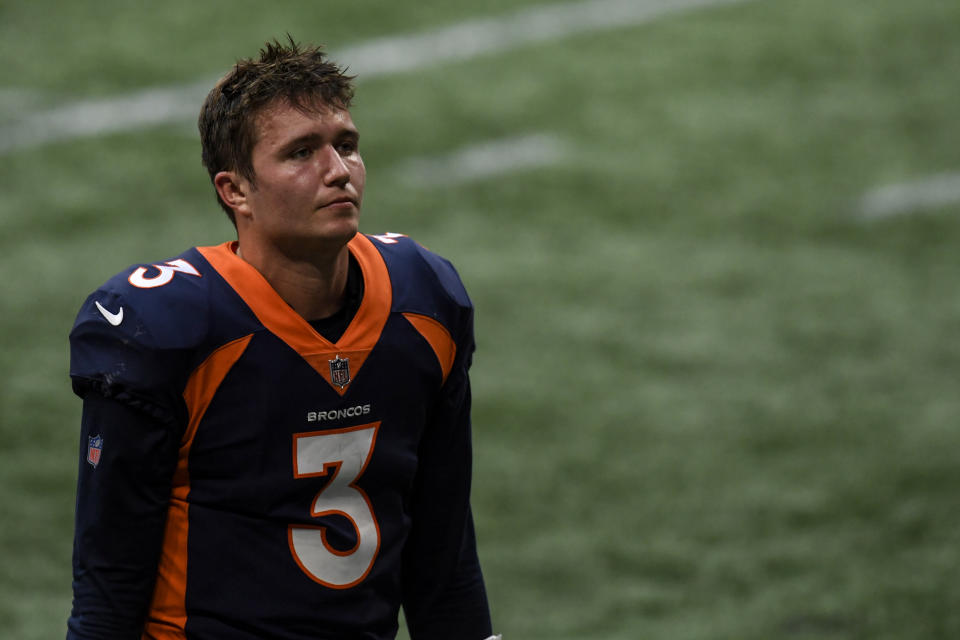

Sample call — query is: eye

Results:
[336,139,359,155]
[290,147,312,160]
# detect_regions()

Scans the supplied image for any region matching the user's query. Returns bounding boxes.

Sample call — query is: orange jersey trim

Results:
[402,313,457,385]
[197,235,392,396]
[143,334,252,640]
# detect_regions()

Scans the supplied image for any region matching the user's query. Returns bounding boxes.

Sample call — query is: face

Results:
[231,100,365,258]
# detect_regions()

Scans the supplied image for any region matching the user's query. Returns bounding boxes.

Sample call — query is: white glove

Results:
[483,636,502,640]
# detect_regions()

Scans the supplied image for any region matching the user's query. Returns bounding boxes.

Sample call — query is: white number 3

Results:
[289,423,381,588]
[128,259,200,288]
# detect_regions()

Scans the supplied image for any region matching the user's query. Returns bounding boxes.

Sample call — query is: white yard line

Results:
[0,87,46,116]
[0,0,747,154]
[394,133,568,186]
[0,80,213,154]
[342,0,747,77]
[857,172,960,220]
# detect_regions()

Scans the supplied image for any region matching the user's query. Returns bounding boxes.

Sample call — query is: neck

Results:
[235,240,351,321]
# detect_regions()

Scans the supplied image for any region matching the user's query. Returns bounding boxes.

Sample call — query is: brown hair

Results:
[198,37,356,224]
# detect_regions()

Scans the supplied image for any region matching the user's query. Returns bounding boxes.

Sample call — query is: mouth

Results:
[320,196,358,210]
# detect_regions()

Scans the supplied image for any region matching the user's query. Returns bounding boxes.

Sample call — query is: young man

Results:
[67,40,498,640]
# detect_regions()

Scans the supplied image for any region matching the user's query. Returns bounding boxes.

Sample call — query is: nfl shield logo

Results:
[87,434,103,468]
[329,355,351,389]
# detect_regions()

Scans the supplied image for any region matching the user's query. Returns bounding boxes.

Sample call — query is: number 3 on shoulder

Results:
[289,423,381,588]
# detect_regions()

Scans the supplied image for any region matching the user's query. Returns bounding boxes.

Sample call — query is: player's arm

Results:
[66,287,189,639]
[66,389,180,640]
[401,310,496,640]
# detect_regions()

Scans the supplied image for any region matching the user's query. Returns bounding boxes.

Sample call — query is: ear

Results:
[214,171,253,220]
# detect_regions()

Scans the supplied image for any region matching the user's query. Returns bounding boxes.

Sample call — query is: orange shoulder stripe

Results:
[143,333,252,640]
[402,313,457,385]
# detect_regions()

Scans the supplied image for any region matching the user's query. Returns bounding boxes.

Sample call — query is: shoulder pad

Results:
[69,248,212,399]
[366,233,472,312]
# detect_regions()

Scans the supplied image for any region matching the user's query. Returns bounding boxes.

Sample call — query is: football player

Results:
[67,38,498,640]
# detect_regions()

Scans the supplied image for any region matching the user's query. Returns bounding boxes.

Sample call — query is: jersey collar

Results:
[197,234,391,396]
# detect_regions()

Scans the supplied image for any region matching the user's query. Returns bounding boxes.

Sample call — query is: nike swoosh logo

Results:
[95,301,124,326]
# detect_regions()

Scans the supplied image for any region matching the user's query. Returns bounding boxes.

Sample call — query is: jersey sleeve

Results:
[66,394,180,639]
[400,285,493,639]
[67,283,195,638]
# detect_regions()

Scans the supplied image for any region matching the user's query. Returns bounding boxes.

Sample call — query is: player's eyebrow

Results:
[338,128,359,143]
[280,128,359,152]
[333,127,360,146]
[280,132,323,152]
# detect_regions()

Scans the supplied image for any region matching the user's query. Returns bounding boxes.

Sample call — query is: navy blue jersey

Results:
[67,233,492,640]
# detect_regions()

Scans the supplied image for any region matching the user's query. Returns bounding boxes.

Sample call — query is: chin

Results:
[331,218,360,241]
[310,220,359,250]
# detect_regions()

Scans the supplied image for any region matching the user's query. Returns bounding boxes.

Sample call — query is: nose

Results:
[321,145,351,187]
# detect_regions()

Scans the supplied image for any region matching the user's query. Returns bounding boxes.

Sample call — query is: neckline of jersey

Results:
[196,234,392,394]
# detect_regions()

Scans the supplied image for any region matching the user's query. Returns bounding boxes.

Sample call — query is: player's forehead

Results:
[252,98,357,146]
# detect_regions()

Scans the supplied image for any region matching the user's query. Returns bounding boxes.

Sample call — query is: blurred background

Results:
[2,0,960,638]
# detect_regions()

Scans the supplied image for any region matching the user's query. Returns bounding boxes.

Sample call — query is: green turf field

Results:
[2,0,960,638]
